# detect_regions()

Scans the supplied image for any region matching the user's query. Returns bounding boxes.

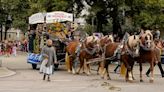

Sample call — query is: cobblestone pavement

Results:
[0,52,164,92]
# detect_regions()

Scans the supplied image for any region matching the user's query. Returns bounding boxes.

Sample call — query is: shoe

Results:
[43,75,46,80]
[114,70,117,73]
[162,74,164,77]
[146,73,149,77]
[47,76,50,82]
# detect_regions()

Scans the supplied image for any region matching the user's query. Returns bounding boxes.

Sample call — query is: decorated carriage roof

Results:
[29,11,73,24]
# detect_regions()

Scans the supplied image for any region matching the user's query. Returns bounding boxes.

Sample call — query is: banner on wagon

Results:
[46,11,73,23]
[27,53,42,64]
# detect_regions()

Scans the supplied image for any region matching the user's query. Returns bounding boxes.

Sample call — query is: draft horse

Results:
[65,36,100,75]
[100,35,140,81]
[139,30,156,83]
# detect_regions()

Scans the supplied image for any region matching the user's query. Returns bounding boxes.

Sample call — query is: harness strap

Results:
[82,41,97,55]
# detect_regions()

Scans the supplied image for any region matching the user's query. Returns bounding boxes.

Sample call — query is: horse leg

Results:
[139,62,143,82]
[86,63,91,75]
[127,68,133,82]
[104,61,111,80]
[131,62,135,80]
[83,59,89,75]
[89,64,92,74]
[149,62,154,83]
[76,57,84,74]
[124,62,132,82]
[65,53,71,73]
[98,61,105,75]
[71,58,76,74]
[97,62,100,75]
[125,69,128,82]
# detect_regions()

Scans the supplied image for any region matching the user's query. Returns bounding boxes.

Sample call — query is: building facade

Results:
[0,28,24,41]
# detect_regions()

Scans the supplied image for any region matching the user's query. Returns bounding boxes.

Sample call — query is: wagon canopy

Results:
[46,11,73,23]
[29,12,45,24]
[29,11,73,24]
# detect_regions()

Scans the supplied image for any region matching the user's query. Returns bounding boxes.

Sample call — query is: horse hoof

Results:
[86,73,90,76]
[132,77,135,80]
[76,72,79,75]
[126,80,133,83]
[68,70,71,73]
[106,77,111,80]
[101,77,104,79]
[140,80,144,82]
[128,80,133,83]
[149,80,154,83]
[73,72,77,75]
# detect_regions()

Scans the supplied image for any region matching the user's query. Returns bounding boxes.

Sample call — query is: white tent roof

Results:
[29,13,45,24]
[46,11,73,23]
[29,11,73,24]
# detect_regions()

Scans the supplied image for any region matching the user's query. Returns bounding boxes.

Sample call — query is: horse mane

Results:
[127,35,140,49]
[108,35,114,43]
[85,36,99,44]
[144,30,153,40]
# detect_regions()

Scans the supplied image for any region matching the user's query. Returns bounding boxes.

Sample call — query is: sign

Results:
[46,11,73,23]
[29,13,45,24]
[27,53,42,64]
[29,11,73,24]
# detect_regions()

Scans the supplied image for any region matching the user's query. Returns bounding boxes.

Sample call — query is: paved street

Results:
[0,52,164,92]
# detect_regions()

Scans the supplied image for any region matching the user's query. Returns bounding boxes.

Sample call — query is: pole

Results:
[72,0,75,22]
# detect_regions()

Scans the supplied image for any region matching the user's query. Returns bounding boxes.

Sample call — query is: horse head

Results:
[140,30,154,50]
[84,36,101,56]
[127,35,140,57]
[100,35,113,45]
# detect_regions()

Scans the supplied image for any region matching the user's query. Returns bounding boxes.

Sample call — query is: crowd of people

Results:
[0,40,17,57]
[0,40,28,57]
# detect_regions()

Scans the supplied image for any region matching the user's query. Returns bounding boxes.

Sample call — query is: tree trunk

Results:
[4,26,9,40]
[0,24,2,41]
[112,6,123,39]
[96,12,103,33]
[97,20,103,32]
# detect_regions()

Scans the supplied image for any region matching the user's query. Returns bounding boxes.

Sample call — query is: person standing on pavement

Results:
[12,42,17,57]
[41,39,57,81]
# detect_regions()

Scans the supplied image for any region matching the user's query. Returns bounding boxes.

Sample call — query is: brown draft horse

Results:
[100,35,140,81]
[76,36,101,75]
[138,30,156,83]
[65,36,100,75]
[146,39,164,77]
[121,35,140,82]
[65,40,81,74]
[97,35,114,77]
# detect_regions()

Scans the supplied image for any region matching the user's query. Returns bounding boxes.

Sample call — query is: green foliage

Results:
[83,24,94,35]
[1,0,164,34]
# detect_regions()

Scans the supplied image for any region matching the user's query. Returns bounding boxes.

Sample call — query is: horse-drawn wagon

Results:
[27,11,73,69]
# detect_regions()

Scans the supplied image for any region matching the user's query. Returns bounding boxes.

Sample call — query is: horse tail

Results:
[120,63,126,77]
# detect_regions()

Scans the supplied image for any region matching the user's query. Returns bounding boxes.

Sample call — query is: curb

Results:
[0,67,16,78]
